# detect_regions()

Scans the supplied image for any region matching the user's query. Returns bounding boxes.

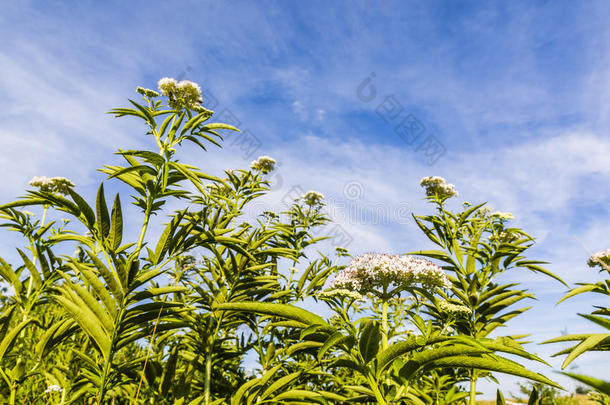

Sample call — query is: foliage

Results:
[0,77,588,404]
[545,249,610,397]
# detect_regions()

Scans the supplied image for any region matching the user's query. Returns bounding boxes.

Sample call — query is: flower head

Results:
[419,176,458,199]
[136,87,159,98]
[490,230,521,244]
[157,77,204,110]
[250,156,276,173]
[158,77,178,96]
[302,190,324,206]
[438,300,472,317]
[318,288,363,301]
[587,248,610,271]
[328,253,451,298]
[491,211,514,221]
[45,385,63,394]
[29,176,74,195]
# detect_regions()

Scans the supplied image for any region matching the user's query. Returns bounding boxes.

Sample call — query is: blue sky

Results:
[1,0,610,397]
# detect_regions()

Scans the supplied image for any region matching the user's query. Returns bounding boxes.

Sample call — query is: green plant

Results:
[0,78,570,404]
[545,249,610,397]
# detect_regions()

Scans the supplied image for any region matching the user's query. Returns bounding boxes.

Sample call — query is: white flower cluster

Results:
[44,384,63,393]
[419,176,458,198]
[29,176,74,195]
[157,77,205,110]
[489,231,521,243]
[587,248,610,270]
[318,288,363,301]
[302,190,324,206]
[438,300,472,317]
[328,253,451,295]
[491,211,514,220]
[136,86,159,98]
[250,156,276,173]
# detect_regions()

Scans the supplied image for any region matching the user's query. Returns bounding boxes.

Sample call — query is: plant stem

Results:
[469,372,477,405]
[204,352,212,405]
[204,312,224,405]
[8,381,16,405]
[381,300,389,350]
[367,374,387,405]
[135,204,152,256]
[25,206,48,298]
[134,302,165,403]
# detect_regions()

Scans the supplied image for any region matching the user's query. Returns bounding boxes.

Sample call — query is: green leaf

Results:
[376,336,449,374]
[54,294,111,357]
[214,302,330,329]
[152,212,183,265]
[96,183,110,239]
[359,320,381,364]
[318,331,347,362]
[518,262,567,286]
[0,318,34,361]
[35,319,77,360]
[561,333,609,369]
[0,257,23,297]
[426,355,561,388]
[268,390,328,404]
[231,364,281,405]
[560,372,610,395]
[82,253,124,301]
[68,189,96,229]
[160,345,179,395]
[259,371,302,400]
[16,248,42,290]
[496,389,505,405]
[528,387,539,405]
[399,344,490,379]
[202,123,240,132]
[108,193,123,251]
[580,313,610,331]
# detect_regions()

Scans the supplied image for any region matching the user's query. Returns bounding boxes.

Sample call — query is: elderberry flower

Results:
[438,301,472,317]
[587,248,610,270]
[250,156,276,173]
[302,190,324,206]
[136,87,159,98]
[29,176,74,195]
[490,230,521,244]
[318,288,363,301]
[50,177,75,195]
[158,77,178,96]
[491,211,514,220]
[158,77,204,110]
[45,385,63,394]
[328,253,451,298]
[419,176,458,198]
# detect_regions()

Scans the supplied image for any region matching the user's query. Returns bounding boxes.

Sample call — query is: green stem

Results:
[204,312,224,405]
[8,381,16,405]
[381,300,389,350]
[367,374,387,405]
[204,353,212,405]
[469,372,477,405]
[25,206,48,298]
[135,203,152,256]
[97,306,124,404]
